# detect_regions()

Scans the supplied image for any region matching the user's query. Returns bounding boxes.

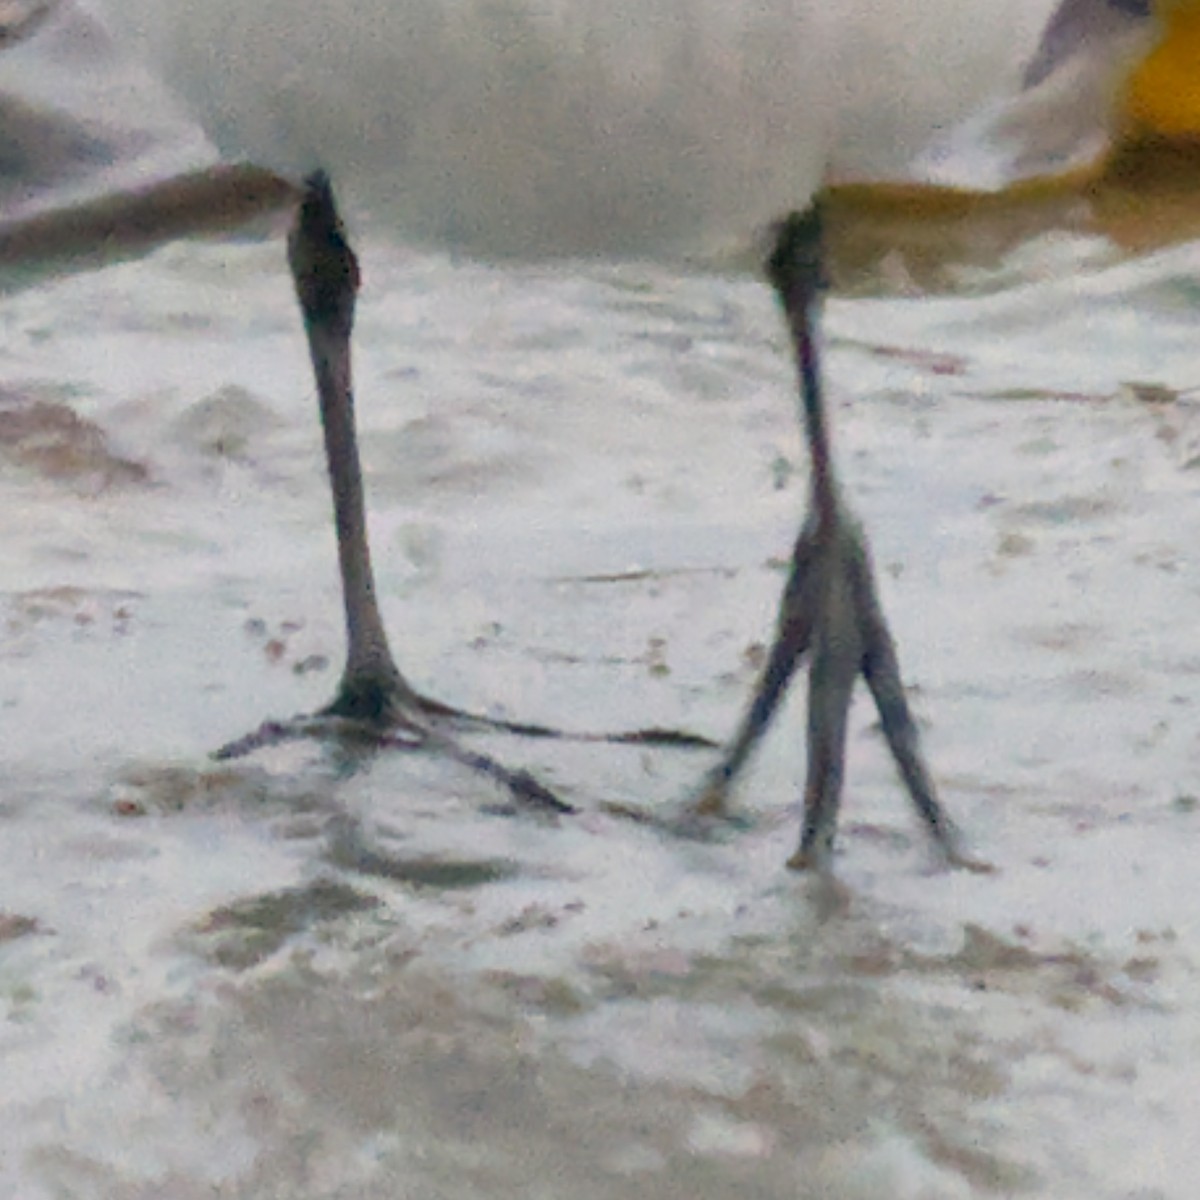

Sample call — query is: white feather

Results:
[91,0,1065,259]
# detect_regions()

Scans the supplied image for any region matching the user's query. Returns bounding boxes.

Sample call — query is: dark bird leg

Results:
[691,205,984,871]
[216,174,709,805]
[285,173,416,726]
[214,174,575,810]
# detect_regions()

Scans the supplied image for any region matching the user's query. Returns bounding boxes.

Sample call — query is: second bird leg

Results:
[692,207,969,871]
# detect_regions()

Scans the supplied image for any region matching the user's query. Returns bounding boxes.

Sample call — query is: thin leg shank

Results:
[693,206,979,871]
[287,173,417,723]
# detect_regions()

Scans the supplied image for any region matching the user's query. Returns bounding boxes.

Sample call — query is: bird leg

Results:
[215,174,710,808]
[691,206,978,871]
[285,173,416,727]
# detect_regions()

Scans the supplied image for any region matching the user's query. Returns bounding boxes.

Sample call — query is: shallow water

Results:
[5,11,1200,1200]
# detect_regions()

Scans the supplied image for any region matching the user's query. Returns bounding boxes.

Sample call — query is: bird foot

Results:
[212,650,717,820]
[213,677,577,816]
[683,506,975,869]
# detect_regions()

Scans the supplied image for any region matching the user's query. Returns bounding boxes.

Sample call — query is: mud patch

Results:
[324,815,520,891]
[779,920,1168,1017]
[3,586,141,642]
[184,879,380,970]
[36,945,1031,1200]
[168,384,285,462]
[0,385,148,490]
[1009,493,1117,526]
[1009,621,1104,654]
[842,338,971,377]
[0,912,44,942]
[107,763,335,825]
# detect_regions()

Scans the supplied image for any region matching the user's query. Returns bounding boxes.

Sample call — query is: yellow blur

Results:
[824,1,1200,291]
[1123,0,1200,138]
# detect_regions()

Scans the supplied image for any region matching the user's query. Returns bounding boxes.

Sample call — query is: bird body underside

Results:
[88,0,1064,260]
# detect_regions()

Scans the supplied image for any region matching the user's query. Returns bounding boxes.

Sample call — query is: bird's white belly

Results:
[95,0,1059,260]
